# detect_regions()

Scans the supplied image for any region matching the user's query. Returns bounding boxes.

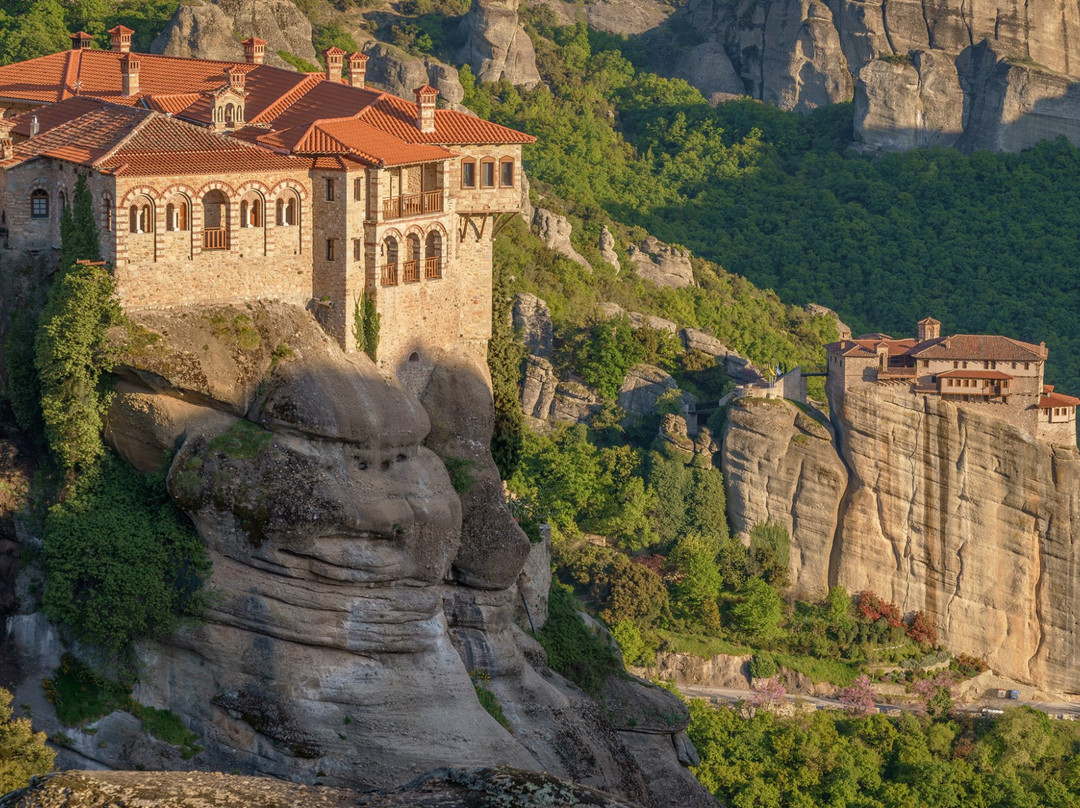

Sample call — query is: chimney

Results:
[347,52,368,88]
[225,66,246,92]
[414,85,437,134]
[108,25,133,53]
[29,116,38,137]
[121,53,140,97]
[323,46,345,83]
[0,119,14,160]
[242,36,266,65]
[69,31,93,50]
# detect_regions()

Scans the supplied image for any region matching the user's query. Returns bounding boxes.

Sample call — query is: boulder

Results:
[151,0,317,70]
[552,381,603,423]
[618,364,679,415]
[673,39,745,102]
[628,311,678,333]
[599,226,621,272]
[521,355,559,418]
[456,0,542,88]
[586,0,672,35]
[627,236,693,288]
[512,293,554,358]
[362,43,466,109]
[533,209,592,272]
[679,328,733,357]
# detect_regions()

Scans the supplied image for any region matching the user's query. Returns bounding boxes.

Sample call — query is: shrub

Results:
[34,261,122,469]
[857,591,903,628]
[42,654,129,726]
[731,579,784,642]
[537,584,620,695]
[127,703,202,759]
[0,686,54,792]
[352,292,380,362]
[905,610,938,646]
[748,651,779,680]
[41,453,208,657]
[612,619,656,667]
[443,456,477,493]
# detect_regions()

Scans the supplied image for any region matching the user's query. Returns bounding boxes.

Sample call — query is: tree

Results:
[488,257,525,479]
[58,173,100,269]
[577,314,644,400]
[839,674,878,717]
[0,687,54,793]
[34,262,122,469]
[670,532,723,630]
[352,292,380,362]
[731,578,783,642]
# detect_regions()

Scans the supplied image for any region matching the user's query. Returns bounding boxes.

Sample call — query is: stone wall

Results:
[1037,409,1077,446]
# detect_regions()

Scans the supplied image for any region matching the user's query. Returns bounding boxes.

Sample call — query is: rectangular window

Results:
[354,178,363,201]
[500,159,514,187]
[353,238,361,260]
[326,238,335,261]
[31,194,47,218]
[481,160,495,188]
[461,160,476,188]
[325,178,335,201]
[1025,362,1030,370]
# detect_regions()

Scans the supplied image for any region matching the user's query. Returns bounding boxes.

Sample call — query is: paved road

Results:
[678,684,1080,720]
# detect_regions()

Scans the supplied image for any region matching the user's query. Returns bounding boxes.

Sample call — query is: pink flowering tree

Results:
[839,674,878,716]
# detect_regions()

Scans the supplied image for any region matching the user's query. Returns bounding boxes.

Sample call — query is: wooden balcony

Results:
[202,227,227,250]
[403,259,420,283]
[425,256,442,279]
[383,190,443,220]
[381,263,398,286]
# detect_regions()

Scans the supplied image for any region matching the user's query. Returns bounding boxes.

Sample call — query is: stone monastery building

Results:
[826,317,1079,445]
[0,28,533,380]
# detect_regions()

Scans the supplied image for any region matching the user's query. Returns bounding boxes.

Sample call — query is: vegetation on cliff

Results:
[0,686,54,794]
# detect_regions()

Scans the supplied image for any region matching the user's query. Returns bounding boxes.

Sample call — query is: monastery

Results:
[0,28,533,383]
[826,317,1079,445]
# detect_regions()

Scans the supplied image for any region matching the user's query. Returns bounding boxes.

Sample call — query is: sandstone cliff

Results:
[6,302,712,808]
[722,386,1080,693]
[654,0,1080,150]
[456,0,542,88]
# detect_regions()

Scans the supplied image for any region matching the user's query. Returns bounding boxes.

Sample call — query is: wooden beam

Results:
[491,211,516,240]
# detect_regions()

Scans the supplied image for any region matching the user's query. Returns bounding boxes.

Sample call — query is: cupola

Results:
[323,46,345,83]
[414,84,438,134]
[69,31,93,50]
[108,25,133,53]
[211,68,246,130]
[917,317,941,342]
[347,52,368,89]
[243,36,266,65]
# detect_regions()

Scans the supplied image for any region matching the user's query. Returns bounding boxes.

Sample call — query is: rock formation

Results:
[532,209,592,272]
[151,0,317,69]
[362,43,466,110]
[456,0,542,88]
[654,0,1080,150]
[599,226,621,273]
[5,301,711,806]
[512,293,553,358]
[626,237,694,289]
[721,383,1080,693]
[618,364,682,416]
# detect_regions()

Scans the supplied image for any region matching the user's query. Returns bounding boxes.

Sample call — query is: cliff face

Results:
[722,387,1080,693]
[654,0,1080,150]
[35,302,711,807]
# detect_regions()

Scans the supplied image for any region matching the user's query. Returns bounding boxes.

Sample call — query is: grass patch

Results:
[277,50,319,72]
[469,669,510,730]
[656,630,752,659]
[43,654,129,726]
[774,653,859,686]
[443,456,477,494]
[206,420,273,460]
[128,703,203,759]
[207,312,261,351]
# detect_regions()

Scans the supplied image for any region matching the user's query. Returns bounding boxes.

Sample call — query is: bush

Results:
[127,703,202,759]
[857,591,903,628]
[0,686,54,792]
[443,456,477,494]
[730,579,783,642]
[748,651,779,680]
[537,584,620,695]
[905,610,938,646]
[42,654,129,726]
[41,453,208,657]
[34,262,122,469]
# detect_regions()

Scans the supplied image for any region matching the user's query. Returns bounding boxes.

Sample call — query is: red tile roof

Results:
[909,334,1047,362]
[261,117,455,166]
[936,369,1014,380]
[1040,392,1080,408]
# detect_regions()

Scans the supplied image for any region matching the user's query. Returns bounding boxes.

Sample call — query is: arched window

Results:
[500,157,514,187]
[225,103,235,127]
[405,233,421,282]
[382,236,398,286]
[30,189,48,219]
[408,352,420,362]
[461,158,476,189]
[251,198,261,227]
[276,193,298,226]
[202,189,228,250]
[240,200,248,227]
[102,195,112,232]
[480,158,495,188]
[425,230,442,279]
[58,190,67,211]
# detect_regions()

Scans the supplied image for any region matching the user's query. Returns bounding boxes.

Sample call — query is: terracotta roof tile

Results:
[1039,392,1080,408]
[361,95,535,144]
[9,104,147,167]
[8,96,105,136]
[936,369,1014,380]
[909,334,1047,362]
[143,92,203,115]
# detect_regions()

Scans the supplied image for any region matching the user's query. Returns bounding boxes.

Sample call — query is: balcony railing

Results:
[403,259,420,283]
[425,256,442,279]
[383,190,443,220]
[381,263,398,286]
[202,227,227,250]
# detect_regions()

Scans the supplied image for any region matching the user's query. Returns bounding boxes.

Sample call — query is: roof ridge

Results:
[91,108,155,167]
[248,73,322,125]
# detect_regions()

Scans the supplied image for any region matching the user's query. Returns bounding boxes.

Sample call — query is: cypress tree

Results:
[59,173,101,269]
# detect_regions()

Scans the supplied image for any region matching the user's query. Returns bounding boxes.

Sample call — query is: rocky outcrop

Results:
[721,381,1080,693]
[656,0,1080,150]
[151,0,316,69]
[679,328,734,357]
[0,767,641,808]
[721,398,846,601]
[362,43,466,110]
[804,303,851,340]
[618,364,681,415]
[532,209,591,272]
[521,356,604,425]
[512,293,553,358]
[456,0,541,88]
[6,301,709,804]
[627,237,694,289]
[599,226,621,273]
[586,0,673,35]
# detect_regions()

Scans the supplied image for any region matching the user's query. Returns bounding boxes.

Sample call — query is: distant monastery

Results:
[0,28,533,382]
[826,317,1079,446]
